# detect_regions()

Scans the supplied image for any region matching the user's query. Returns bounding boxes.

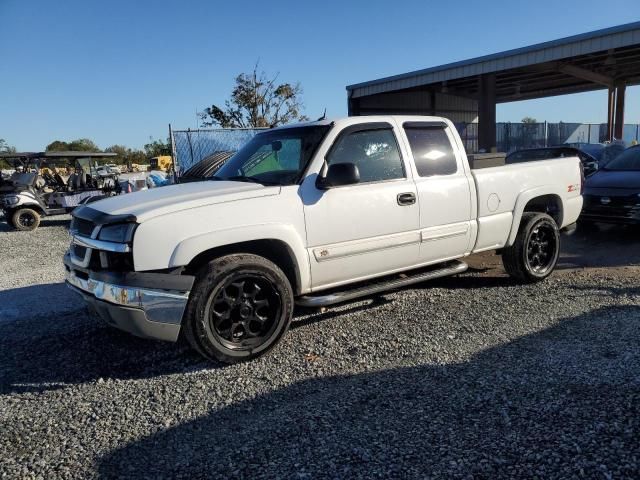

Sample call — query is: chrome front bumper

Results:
[64,254,194,342]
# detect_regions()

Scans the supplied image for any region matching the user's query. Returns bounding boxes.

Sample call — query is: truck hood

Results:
[586,169,640,190]
[88,181,280,222]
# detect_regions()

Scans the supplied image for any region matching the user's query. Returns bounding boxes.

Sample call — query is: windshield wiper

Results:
[208,175,225,181]
[227,175,279,186]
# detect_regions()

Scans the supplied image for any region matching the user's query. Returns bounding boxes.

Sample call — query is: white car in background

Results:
[96,164,121,176]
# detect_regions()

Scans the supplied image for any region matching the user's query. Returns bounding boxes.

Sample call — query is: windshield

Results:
[214,125,331,185]
[599,142,627,167]
[603,146,640,171]
[578,144,604,161]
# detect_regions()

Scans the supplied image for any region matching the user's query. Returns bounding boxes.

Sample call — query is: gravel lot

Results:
[1,217,639,479]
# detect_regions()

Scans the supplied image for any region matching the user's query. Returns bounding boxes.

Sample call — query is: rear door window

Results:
[403,126,457,177]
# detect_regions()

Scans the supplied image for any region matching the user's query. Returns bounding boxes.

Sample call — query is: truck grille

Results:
[582,194,640,220]
[72,244,88,259]
[70,217,95,237]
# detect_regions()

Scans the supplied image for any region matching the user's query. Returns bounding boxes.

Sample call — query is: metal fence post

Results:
[186,129,195,169]
[169,123,178,183]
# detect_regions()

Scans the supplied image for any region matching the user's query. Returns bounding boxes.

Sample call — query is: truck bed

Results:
[470,156,583,253]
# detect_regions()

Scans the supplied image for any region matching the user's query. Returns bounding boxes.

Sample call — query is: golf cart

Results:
[0,151,119,231]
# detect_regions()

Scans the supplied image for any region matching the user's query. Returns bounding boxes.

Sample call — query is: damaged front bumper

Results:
[64,254,194,342]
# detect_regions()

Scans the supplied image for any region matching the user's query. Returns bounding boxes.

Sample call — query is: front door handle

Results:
[397,192,416,206]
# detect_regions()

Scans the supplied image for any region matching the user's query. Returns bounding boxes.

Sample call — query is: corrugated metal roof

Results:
[347,22,640,98]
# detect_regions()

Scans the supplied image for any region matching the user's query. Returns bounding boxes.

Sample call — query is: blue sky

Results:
[1,0,638,151]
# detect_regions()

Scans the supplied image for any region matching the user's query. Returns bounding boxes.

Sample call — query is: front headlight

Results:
[3,196,19,206]
[97,223,137,243]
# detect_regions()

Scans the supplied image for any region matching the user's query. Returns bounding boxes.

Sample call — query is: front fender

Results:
[169,223,311,293]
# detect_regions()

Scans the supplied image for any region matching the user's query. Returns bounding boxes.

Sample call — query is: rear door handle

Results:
[397,192,416,206]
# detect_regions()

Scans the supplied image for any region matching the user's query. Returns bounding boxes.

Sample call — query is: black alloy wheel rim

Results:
[526,221,557,274]
[206,273,282,350]
[18,212,36,228]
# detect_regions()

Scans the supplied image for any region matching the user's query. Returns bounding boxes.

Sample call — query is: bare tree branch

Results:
[199,63,307,128]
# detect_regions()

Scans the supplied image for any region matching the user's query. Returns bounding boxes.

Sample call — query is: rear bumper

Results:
[64,254,194,342]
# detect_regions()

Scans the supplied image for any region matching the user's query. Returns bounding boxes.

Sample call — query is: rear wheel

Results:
[183,254,294,363]
[502,212,560,283]
[11,208,41,231]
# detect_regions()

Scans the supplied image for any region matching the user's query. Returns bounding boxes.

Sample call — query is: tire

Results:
[501,212,560,283]
[12,208,41,231]
[183,254,294,363]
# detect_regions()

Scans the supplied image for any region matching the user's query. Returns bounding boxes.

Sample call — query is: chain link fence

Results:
[171,128,266,179]
[457,122,640,154]
[171,123,640,178]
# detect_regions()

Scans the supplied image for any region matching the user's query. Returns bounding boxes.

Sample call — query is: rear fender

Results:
[506,187,564,247]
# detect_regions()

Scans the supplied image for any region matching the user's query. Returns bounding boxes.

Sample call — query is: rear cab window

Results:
[402,122,458,177]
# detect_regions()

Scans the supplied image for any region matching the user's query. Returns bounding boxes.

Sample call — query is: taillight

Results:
[579,161,585,195]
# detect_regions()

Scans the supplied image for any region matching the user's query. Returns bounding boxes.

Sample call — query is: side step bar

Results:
[296,260,468,308]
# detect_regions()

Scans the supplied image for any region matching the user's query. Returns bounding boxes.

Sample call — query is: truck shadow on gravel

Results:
[558,224,640,269]
[0,307,208,395]
[97,305,640,479]
[0,290,397,394]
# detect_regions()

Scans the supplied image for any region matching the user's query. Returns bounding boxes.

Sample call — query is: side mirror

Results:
[318,163,360,189]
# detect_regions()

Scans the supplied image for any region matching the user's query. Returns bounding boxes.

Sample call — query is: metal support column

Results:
[348,96,360,117]
[614,84,626,140]
[607,87,616,141]
[429,89,437,115]
[478,74,497,152]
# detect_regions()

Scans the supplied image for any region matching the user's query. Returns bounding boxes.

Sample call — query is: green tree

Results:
[68,138,100,152]
[45,140,69,151]
[104,144,128,161]
[0,139,17,169]
[0,139,17,153]
[199,63,308,128]
[521,117,540,148]
[46,138,100,152]
[105,145,147,166]
[143,137,171,158]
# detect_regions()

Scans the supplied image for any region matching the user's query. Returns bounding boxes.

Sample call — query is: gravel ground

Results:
[0,215,75,321]
[0,218,639,479]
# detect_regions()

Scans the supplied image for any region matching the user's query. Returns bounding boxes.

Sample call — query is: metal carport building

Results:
[346,22,640,152]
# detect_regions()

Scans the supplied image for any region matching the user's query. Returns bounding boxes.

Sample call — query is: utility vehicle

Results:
[0,151,118,230]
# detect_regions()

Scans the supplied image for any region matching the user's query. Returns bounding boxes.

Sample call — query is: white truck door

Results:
[301,122,420,290]
[399,121,474,263]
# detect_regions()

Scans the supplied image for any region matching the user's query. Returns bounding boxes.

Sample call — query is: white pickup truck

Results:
[65,116,583,363]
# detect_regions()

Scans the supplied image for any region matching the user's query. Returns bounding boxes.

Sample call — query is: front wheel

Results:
[12,208,41,231]
[502,212,560,283]
[183,254,294,363]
